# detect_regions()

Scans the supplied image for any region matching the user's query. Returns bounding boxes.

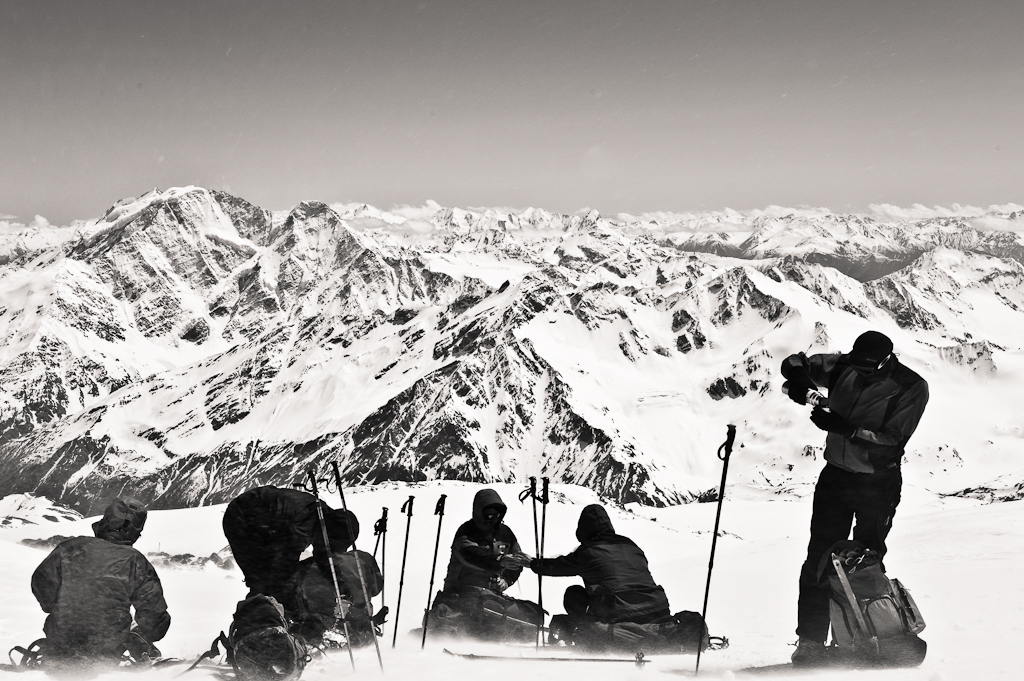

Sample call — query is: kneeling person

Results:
[531,504,670,628]
[429,489,537,641]
[292,541,384,648]
[31,497,171,668]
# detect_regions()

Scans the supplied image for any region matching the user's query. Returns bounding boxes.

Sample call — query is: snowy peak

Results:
[2,188,1024,513]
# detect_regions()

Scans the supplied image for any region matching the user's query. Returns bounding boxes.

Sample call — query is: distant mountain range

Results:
[1,187,1022,514]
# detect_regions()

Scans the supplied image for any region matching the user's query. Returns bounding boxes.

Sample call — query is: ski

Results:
[444,648,649,667]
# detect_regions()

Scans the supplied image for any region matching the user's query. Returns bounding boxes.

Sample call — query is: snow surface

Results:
[2,480,1022,680]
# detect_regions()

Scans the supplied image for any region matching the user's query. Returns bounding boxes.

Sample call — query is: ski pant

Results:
[563,585,671,625]
[796,463,902,642]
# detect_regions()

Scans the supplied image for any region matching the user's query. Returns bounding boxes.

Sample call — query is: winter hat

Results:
[848,331,893,368]
[314,506,359,552]
[92,497,148,545]
[575,504,616,543]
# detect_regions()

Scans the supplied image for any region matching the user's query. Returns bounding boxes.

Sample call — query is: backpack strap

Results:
[176,632,231,677]
[8,639,47,670]
[831,554,879,654]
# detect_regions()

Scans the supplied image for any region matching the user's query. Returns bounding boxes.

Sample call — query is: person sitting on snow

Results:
[530,504,671,630]
[222,485,358,615]
[31,497,171,668]
[428,489,538,641]
[291,541,385,648]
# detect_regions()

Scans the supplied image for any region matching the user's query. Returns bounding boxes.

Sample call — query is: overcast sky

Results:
[2,0,1022,224]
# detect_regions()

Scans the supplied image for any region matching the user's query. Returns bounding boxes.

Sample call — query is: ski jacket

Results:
[442,489,523,595]
[226,487,323,559]
[31,536,170,658]
[781,352,929,474]
[531,505,670,623]
[292,550,382,641]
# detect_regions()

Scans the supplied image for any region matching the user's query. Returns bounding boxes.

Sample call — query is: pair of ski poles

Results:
[519,476,550,648]
[306,463,386,673]
[388,492,449,651]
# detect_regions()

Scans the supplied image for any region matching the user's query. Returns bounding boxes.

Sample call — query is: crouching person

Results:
[291,544,384,649]
[530,504,710,653]
[30,497,170,673]
[428,489,538,642]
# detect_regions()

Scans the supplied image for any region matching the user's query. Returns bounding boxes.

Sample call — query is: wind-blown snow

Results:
[1,480,1021,680]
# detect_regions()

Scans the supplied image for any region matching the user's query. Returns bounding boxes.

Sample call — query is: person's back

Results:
[31,498,170,664]
[532,504,669,624]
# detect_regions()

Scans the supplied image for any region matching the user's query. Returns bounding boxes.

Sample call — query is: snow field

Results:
[3,479,1023,680]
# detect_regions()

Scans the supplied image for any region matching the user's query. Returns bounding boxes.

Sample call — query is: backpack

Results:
[428,587,544,644]
[228,595,307,681]
[822,541,927,667]
[566,611,720,655]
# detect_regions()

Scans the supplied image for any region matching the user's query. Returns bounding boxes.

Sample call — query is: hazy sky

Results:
[2,0,1022,224]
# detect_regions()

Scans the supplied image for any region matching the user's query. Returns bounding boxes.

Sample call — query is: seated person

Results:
[31,497,171,669]
[531,504,670,627]
[429,489,537,641]
[222,485,358,614]
[291,545,384,648]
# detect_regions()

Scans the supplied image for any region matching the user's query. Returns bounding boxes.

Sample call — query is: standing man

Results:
[31,497,171,668]
[780,330,928,665]
[222,486,358,614]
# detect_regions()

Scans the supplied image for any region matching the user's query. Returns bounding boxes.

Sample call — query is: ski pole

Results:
[306,468,356,672]
[391,495,414,649]
[331,462,384,673]
[695,425,736,676]
[539,476,549,647]
[372,507,388,609]
[420,494,447,650]
[518,477,540,647]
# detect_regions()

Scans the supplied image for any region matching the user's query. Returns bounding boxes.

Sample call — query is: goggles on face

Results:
[850,353,891,375]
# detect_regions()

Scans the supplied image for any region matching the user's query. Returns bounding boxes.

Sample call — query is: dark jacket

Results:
[781,352,929,474]
[531,504,670,623]
[442,489,523,594]
[292,550,383,643]
[31,536,170,659]
[222,486,358,610]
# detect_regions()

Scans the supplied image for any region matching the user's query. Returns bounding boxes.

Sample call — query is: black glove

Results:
[810,407,856,438]
[784,378,815,405]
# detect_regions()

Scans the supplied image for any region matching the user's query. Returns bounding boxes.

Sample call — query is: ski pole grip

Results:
[434,494,447,516]
[541,477,549,504]
[401,496,414,515]
[718,424,737,461]
[375,507,388,534]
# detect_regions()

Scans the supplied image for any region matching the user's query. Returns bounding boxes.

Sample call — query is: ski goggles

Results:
[849,353,891,376]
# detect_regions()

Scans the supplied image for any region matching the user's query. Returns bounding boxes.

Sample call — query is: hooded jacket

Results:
[781,352,929,474]
[292,550,383,642]
[441,489,523,594]
[531,505,670,623]
[31,500,170,659]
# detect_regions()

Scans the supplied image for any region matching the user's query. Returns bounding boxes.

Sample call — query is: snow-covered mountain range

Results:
[1,187,1022,515]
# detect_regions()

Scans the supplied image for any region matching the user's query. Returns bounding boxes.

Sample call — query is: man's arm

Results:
[131,556,171,644]
[531,550,583,577]
[30,546,64,613]
[781,353,841,403]
[852,380,930,448]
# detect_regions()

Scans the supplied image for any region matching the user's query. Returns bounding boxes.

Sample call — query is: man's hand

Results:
[810,407,856,438]
[499,552,532,569]
[784,378,816,405]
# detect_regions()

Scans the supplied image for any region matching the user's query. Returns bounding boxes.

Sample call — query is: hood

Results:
[92,497,148,545]
[472,488,507,532]
[576,504,616,543]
